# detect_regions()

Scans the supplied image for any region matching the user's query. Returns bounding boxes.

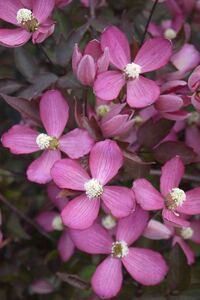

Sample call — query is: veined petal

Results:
[58,230,75,262]
[177,187,200,215]
[155,94,183,112]
[76,55,96,86]
[0,0,22,25]
[143,220,173,240]
[173,236,195,265]
[0,28,31,47]
[33,0,55,23]
[162,208,190,227]
[84,39,102,61]
[191,220,200,244]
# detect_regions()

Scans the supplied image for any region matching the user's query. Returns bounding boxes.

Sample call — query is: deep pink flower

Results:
[51,139,135,229]
[72,39,109,86]
[94,26,172,108]
[0,0,55,47]
[70,206,168,299]
[133,156,200,227]
[2,90,94,184]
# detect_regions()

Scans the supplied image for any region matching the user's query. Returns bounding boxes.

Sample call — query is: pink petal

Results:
[162,208,190,227]
[59,128,94,159]
[1,125,39,154]
[122,247,168,285]
[76,55,96,86]
[92,257,123,299]
[143,220,173,240]
[51,159,90,190]
[97,47,110,73]
[35,211,59,232]
[69,222,112,254]
[160,156,184,196]
[61,194,100,229]
[58,230,75,262]
[72,44,82,74]
[0,0,22,25]
[191,220,200,244]
[116,205,149,245]
[40,90,69,138]
[33,0,55,23]
[102,186,135,218]
[47,183,68,211]
[84,39,102,61]
[89,139,123,185]
[134,38,172,73]
[177,187,200,215]
[94,71,125,101]
[162,110,190,121]
[173,236,195,265]
[101,114,134,137]
[185,127,200,155]
[101,26,130,70]
[0,28,31,47]
[188,65,200,92]
[155,94,183,112]
[32,21,55,44]
[127,76,160,108]
[27,150,61,184]
[133,179,164,210]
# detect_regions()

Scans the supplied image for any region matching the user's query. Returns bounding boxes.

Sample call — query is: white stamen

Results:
[180,227,194,239]
[124,63,141,79]
[36,133,52,150]
[169,188,186,208]
[164,28,177,40]
[187,112,200,125]
[102,215,116,230]
[52,216,63,231]
[84,178,103,199]
[96,105,111,117]
[16,8,33,24]
[111,240,129,258]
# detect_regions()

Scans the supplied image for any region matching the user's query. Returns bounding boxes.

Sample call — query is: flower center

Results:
[52,216,63,231]
[36,133,59,150]
[102,215,116,230]
[164,28,177,40]
[84,178,103,199]
[180,227,194,239]
[187,112,200,125]
[111,240,129,258]
[124,63,141,79]
[16,8,39,32]
[96,105,111,117]
[165,188,186,210]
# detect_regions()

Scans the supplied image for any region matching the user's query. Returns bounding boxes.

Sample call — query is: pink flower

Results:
[51,139,135,229]
[94,26,172,108]
[188,65,200,111]
[2,90,94,184]
[0,0,55,47]
[70,206,168,299]
[72,39,109,86]
[133,156,200,227]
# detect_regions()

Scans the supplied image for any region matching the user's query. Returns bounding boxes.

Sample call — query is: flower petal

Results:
[143,220,173,240]
[101,25,130,69]
[162,208,190,227]
[94,71,125,101]
[102,186,135,218]
[89,139,123,185]
[177,187,200,215]
[127,76,160,108]
[33,0,55,23]
[116,205,149,245]
[160,156,184,196]
[133,179,164,210]
[51,159,90,190]
[0,0,22,25]
[173,236,195,265]
[27,150,61,184]
[191,220,200,244]
[76,55,96,86]
[134,38,172,73]
[122,247,168,285]
[35,211,59,232]
[84,39,102,61]
[155,94,183,112]
[1,125,39,154]
[92,257,123,299]
[40,90,69,138]
[61,194,100,229]
[0,28,31,47]
[59,128,94,159]
[58,230,75,262]
[69,222,112,254]
[185,127,200,155]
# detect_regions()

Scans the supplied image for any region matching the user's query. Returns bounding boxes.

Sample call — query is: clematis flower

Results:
[51,139,135,229]
[94,26,172,108]
[70,206,168,299]
[72,39,109,86]
[0,0,55,47]
[144,219,200,265]
[188,65,200,111]
[2,89,94,184]
[133,156,200,227]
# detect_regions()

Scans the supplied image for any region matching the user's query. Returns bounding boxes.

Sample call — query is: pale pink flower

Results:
[72,39,109,86]
[0,0,56,47]
[70,206,168,299]
[51,139,135,229]
[2,90,94,184]
[133,156,200,227]
[94,26,172,108]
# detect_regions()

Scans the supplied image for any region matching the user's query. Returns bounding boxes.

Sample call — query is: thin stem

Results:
[150,169,200,183]
[0,193,55,242]
[140,0,159,46]
[89,0,96,19]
